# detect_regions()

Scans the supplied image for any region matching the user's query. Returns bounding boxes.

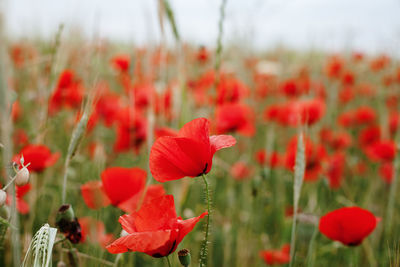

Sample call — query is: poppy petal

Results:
[176,211,208,245]
[101,167,146,205]
[106,230,174,254]
[81,181,111,209]
[210,135,236,154]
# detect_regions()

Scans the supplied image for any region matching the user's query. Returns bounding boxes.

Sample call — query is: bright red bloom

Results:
[359,126,381,148]
[265,99,325,127]
[215,103,255,136]
[281,79,300,97]
[13,144,60,173]
[216,76,249,105]
[111,54,130,72]
[299,99,326,126]
[106,195,207,257]
[150,118,236,182]
[379,162,393,184]
[354,106,376,125]
[365,140,396,162]
[101,167,147,207]
[79,217,114,248]
[113,108,147,153]
[319,207,377,246]
[255,150,267,165]
[117,185,166,214]
[49,70,84,115]
[259,244,290,265]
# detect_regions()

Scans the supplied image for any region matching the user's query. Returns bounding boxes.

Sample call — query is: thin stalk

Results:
[289,131,306,267]
[200,173,211,267]
[214,0,228,86]
[166,255,172,267]
[61,78,96,203]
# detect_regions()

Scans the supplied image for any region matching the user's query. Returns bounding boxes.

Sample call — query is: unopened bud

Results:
[0,190,6,206]
[178,249,191,266]
[15,167,29,186]
[55,204,82,244]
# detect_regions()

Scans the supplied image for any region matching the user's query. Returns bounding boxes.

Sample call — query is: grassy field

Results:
[0,3,400,267]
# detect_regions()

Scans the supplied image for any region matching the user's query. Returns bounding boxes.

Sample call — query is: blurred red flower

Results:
[215,103,255,136]
[13,144,60,173]
[231,161,252,180]
[106,195,207,257]
[49,69,84,115]
[79,217,115,248]
[319,207,377,246]
[150,118,236,182]
[111,54,130,72]
[365,140,396,162]
[259,244,290,265]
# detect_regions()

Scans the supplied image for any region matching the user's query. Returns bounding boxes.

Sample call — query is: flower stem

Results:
[166,255,172,267]
[200,173,211,267]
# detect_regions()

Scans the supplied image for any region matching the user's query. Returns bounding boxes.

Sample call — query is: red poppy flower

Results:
[359,126,381,148]
[117,185,166,214]
[111,54,130,72]
[101,167,147,207]
[259,244,290,265]
[365,140,396,162]
[196,46,209,63]
[154,127,178,139]
[13,144,60,173]
[215,103,255,136]
[354,106,376,125]
[48,70,84,115]
[325,153,345,189]
[113,108,147,154]
[284,136,326,181]
[79,217,114,248]
[81,181,111,209]
[281,79,300,97]
[5,184,32,214]
[106,195,207,257]
[216,76,249,105]
[255,150,267,165]
[319,207,377,246]
[325,56,343,79]
[379,162,393,184]
[231,161,252,180]
[150,118,236,182]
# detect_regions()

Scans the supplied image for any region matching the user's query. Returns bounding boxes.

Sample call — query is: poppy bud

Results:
[15,167,29,186]
[56,204,82,244]
[56,261,67,267]
[0,190,6,206]
[178,249,191,266]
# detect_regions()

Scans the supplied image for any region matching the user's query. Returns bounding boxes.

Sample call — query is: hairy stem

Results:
[200,173,211,267]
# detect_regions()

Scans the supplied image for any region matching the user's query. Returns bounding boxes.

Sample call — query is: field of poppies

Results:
[0,3,400,267]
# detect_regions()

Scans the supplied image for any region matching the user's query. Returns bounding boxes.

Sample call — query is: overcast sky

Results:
[4,0,400,54]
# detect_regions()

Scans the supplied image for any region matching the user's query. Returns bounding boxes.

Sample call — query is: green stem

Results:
[200,173,211,267]
[166,255,172,267]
